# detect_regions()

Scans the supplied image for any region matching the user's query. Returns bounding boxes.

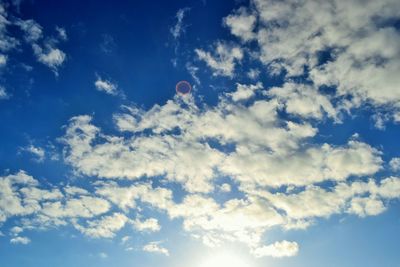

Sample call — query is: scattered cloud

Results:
[10,236,31,245]
[56,26,67,41]
[74,213,128,238]
[1,0,400,261]
[223,7,256,42]
[0,85,10,99]
[21,145,45,162]
[16,19,43,42]
[143,242,169,256]
[170,8,190,39]
[251,240,299,258]
[0,54,7,66]
[94,75,119,96]
[221,0,400,123]
[32,44,66,74]
[247,68,260,80]
[132,218,161,232]
[229,82,262,102]
[195,42,243,77]
[389,157,400,172]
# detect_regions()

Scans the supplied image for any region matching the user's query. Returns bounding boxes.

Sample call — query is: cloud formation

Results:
[1,0,400,261]
[195,42,243,77]
[222,0,400,122]
[94,75,119,96]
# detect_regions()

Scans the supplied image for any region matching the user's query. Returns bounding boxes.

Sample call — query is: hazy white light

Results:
[198,251,251,267]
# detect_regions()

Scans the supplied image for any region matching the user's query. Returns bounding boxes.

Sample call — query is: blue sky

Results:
[1,0,400,266]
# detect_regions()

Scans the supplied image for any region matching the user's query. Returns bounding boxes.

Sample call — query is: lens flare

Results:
[176,80,192,95]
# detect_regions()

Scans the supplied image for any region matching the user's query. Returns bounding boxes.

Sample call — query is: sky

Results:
[1,0,400,266]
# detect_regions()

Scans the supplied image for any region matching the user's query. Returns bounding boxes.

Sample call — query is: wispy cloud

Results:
[94,74,120,96]
[170,8,190,39]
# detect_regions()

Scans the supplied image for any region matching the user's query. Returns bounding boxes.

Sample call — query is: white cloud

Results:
[0,171,43,222]
[21,145,45,162]
[252,177,400,221]
[0,54,6,66]
[219,183,231,193]
[229,82,262,102]
[32,43,66,74]
[40,195,110,219]
[56,26,67,41]
[186,62,200,85]
[16,19,43,42]
[221,140,382,188]
[74,212,128,238]
[143,242,169,256]
[389,157,400,172]
[268,83,338,121]
[251,240,299,258]
[195,42,243,77]
[10,236,31,245]
[1,1,400,256]
[132,217,161,232]
[236,0,400,122]
[0,4,19,52]
[348,197,386,217]
[94,75,118,96]
[223,7,256,42]
[247,68,260,80]
[10,226,23,235]
[0,85,9,99]
[170,8,189,39]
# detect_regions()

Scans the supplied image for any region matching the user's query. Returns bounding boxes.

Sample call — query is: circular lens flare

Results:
[176,80,192,95]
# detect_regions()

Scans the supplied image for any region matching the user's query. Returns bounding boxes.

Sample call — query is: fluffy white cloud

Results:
[40,195,110,219]
[251,177,400,221]
[251,240,299,258]
[223,140,382,188]
[94,75,118,95]
[10,236,31,245]
[268,83,338,120]
[74,212,128,238]
[229,82,262,102]
[0,171,43,221]
[143,242,169,256]
[32,43,66,74]
[132,217,161,232]
[195,42,243,77]
[228,0,400,122]
[389,157,400,172]
[0,4,68,76]
[223,7,256,42]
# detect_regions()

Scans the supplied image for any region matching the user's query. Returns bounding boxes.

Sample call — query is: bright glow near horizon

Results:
[198,251,251,267]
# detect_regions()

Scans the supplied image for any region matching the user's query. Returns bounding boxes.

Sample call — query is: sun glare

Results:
[198,251,251,267]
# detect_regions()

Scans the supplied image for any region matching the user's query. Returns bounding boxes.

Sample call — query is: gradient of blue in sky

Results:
[1,0,400,267]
